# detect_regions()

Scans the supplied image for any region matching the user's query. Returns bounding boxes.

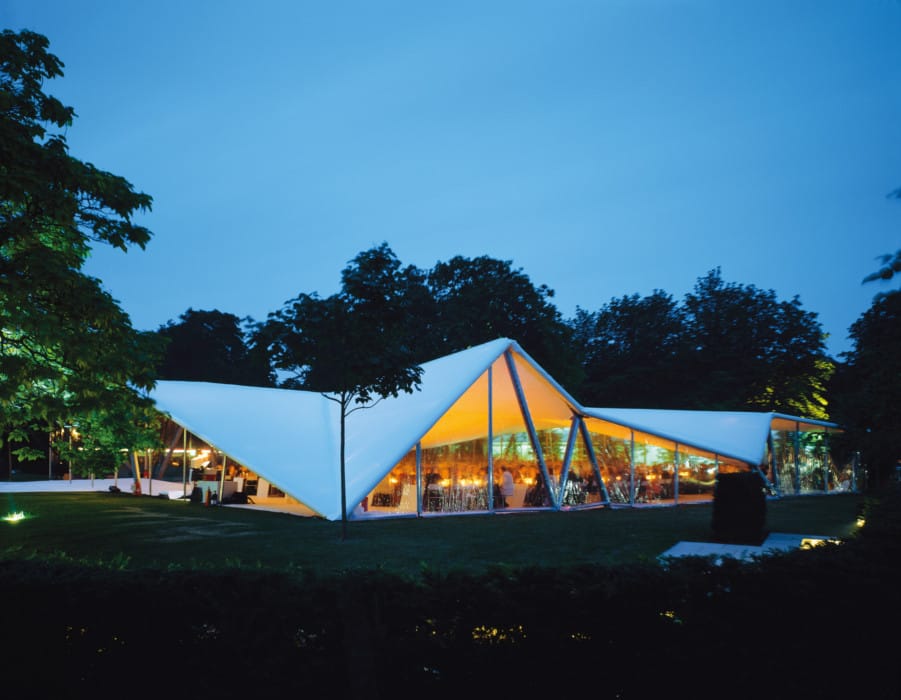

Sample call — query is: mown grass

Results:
[0,490,863,576]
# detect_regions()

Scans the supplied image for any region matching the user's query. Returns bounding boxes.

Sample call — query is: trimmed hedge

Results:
[1,487,899,699]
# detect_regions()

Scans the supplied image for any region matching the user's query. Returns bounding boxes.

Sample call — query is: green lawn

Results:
[0,490,863,576]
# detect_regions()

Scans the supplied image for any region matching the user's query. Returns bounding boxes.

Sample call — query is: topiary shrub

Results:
[712,471,767,544]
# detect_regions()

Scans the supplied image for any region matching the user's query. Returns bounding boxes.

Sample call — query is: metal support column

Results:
[503,350,553,507]
[487,364,494,512]
[578,417,610,504]
[767,432,780,496]
[674,444,680,505]
[218,455,227,505]
[182,429,188,498]
[629,430,636,506]
[559,416,579,507]
[415,442,422,517]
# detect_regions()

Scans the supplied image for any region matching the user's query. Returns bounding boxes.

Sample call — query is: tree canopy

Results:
[264,243,425,403]
[261,243,424,534]
[425,255,581,388]
[830,290,901,484]
[861,187,901,287]
[683,269,830,416]
[0,30,162,461]
[570,290,687,408]
[156,308,273,387]
[570,269,831,416]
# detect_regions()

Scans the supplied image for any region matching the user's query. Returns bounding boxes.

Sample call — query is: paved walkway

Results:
[659,531,838,563]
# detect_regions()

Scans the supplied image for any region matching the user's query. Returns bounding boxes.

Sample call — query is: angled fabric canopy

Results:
[584,408,775,466]
[151,338,545,520]
[584,408,841,468]
[149,380,340,517]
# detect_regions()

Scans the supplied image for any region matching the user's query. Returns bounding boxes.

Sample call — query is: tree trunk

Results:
[340,394,348,541]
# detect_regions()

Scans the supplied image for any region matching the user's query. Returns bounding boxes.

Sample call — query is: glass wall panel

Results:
[561,425,604,508]
[677,451,717,502]
[632,433,676,504]
[798,431,828,493]
[360,449,418,517]
[537,428,567,499]
[824,450,843,492]
[834,456,857,492]
[771,429,797,495]
[584,419,632,504]
[422,438,491,513]
[493,431,548,508]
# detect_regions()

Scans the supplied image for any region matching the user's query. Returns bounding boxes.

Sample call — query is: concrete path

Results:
[660,532,838,563]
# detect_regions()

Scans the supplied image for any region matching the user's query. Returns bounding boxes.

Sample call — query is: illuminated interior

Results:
[358,348,760,517]
[152,425,308,508]
[768,425,849,495]
[361,353,575,516]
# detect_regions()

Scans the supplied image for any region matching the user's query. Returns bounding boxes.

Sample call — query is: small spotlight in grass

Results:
[3,511,27,524]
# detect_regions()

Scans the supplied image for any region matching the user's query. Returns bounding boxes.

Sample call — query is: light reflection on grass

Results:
[471,623,526,645]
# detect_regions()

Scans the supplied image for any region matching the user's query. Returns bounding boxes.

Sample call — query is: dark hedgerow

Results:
[0,487,899,699]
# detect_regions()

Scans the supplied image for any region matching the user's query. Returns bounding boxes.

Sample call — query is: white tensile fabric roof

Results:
[152,338,528,520]
[585,408,773,467]
[585,408,841,468]
[149,338,840,520]
[148,380,340,518]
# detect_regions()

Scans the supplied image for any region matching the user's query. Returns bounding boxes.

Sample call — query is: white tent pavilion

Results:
[149,338,849,520]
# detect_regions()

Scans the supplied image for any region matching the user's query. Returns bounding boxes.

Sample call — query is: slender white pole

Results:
[182,429,188,498]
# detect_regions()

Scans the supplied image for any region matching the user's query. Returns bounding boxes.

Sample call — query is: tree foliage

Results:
[425,255,581,387]
[571,269,831,415]
[156,308,273,387]
[830,290,901,484]
[683,269,830,415]
[861,187,901,288]
[0,30,162,460]
[264,243,425,403]
[570,290,686,407]
[261,243,424,531]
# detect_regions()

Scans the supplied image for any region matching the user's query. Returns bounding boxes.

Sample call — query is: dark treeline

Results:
[156,246,827,416]
[153,242,900,482]
[156,244,583,391]
[159,243,901,486]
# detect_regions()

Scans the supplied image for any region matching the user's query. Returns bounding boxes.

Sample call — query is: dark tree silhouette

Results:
[426,255,581,389]
[570,290,687,408]
[262,243,424,538]
[831,290,901,486]
[157,308,274,387]
[569,269,831,416]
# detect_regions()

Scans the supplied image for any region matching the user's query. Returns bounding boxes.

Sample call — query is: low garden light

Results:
[3,511,27,524]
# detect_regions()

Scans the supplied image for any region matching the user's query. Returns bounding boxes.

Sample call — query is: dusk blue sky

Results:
[5,0,900,358]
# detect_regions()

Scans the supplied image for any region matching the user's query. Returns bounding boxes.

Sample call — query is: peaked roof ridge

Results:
[417,337,515,368]
[153,378,315,395]
[502,339,584,413]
